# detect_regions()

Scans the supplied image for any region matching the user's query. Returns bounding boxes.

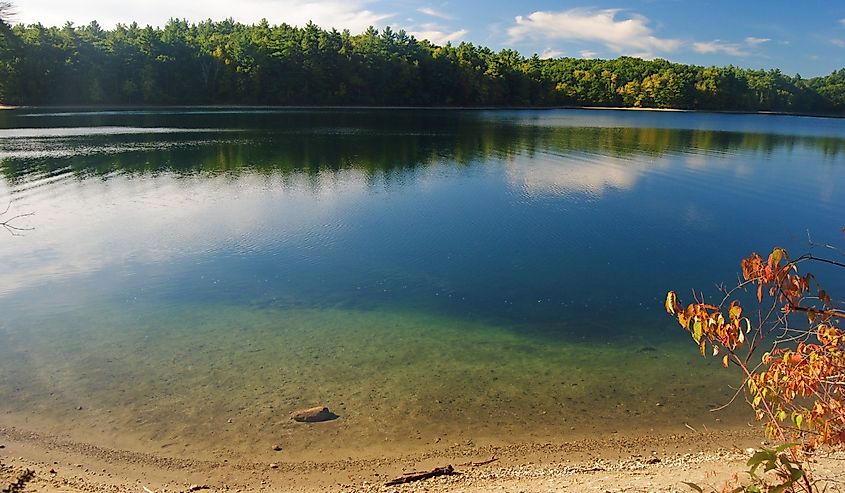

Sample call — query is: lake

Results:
[0,108,843,462]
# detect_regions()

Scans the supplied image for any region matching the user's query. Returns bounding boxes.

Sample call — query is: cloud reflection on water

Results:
[505,152,662,198]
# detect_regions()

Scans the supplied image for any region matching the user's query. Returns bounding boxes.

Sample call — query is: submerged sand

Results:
[0,304,751,463]
[0,305,768,490]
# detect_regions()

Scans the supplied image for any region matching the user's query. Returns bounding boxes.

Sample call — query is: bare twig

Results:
[385,465,456,486]
[457,456,498,467]
[807,229,845,258]
[0,202,34,236]
[710,373,746,412]
[793,253,845,271]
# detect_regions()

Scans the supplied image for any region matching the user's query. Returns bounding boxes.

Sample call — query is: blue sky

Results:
[14,0,845,77]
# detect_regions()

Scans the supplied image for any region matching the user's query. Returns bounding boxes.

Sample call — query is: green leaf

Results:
[774,443,797,453]
[747,448,777,475]
[692,320,703,343]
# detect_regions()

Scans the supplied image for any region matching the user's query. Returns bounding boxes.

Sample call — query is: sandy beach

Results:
[4,423,844,492]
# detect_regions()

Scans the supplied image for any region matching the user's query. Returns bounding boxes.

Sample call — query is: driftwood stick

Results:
[385,465,455,486]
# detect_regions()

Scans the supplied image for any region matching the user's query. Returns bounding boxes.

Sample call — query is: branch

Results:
[0,201,34,236]
[785,303,845,320]
[0,212,34,236]
[792,253,845,271]
[807,229,845,259]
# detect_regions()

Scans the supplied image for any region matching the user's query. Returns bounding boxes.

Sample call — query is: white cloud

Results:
[840,18,845,27]
[693,40,749,57]
[16,0,394,32]
[417,6,454,20]
[408,23,468,45]
[539,48,563,59]
[507,8,680,58]
[691,35,771,60]
[580,50,597,59]
[745,37,770,45]
[832,39,845,48]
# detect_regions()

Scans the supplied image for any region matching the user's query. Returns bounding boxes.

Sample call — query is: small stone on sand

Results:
[290,406,338,423]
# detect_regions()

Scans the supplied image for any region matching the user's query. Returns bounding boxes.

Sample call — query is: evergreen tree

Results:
[0,17,842,114]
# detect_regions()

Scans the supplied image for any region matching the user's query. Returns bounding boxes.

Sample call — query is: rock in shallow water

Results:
[290,406,338,423]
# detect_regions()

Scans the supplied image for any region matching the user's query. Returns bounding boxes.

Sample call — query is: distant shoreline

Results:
[2,104,843,119]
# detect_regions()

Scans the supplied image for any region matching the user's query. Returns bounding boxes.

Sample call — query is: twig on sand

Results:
[457,456,498,467]
[385,465,457,486]
[684,423,700,434]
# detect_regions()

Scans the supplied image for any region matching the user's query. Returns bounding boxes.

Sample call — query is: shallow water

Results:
[0,108,843,461]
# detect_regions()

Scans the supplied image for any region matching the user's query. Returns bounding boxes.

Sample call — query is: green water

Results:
[0,302,740,460]
[0,108,843,460]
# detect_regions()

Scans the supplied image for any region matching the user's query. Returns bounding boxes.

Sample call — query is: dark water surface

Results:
[0,108,843,460]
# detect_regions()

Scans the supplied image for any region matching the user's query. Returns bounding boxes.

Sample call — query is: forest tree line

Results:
[1,15,845,113]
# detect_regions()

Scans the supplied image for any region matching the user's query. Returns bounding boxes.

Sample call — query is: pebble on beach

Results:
[290,406,338,423]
